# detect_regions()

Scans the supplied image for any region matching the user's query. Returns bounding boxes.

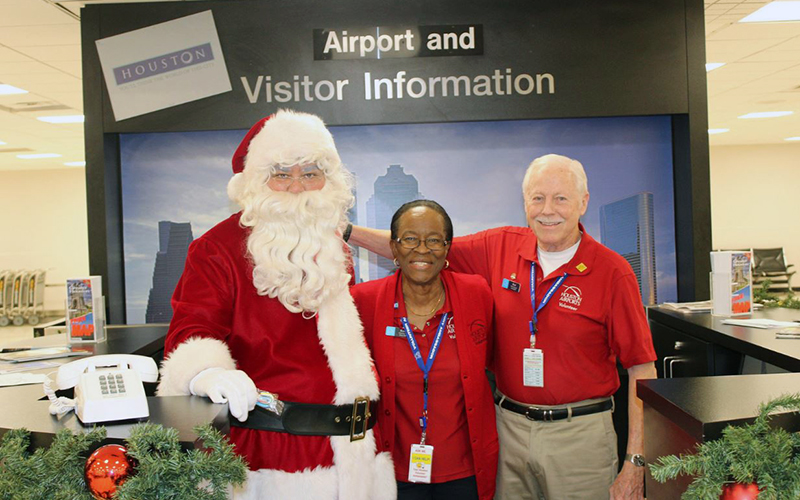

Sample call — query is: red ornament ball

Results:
[720,482,760,500]
[84,444,137,499]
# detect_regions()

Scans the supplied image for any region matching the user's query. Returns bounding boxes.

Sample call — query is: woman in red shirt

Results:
[351,200,498,500]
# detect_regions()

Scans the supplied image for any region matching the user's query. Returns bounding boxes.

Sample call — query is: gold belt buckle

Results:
[349,397,370,442]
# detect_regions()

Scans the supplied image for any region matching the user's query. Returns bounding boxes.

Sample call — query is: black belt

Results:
[232,397,378,441]
[494,393,613,421]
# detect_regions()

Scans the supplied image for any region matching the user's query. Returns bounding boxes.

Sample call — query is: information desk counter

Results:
[0,325,229,449]
[649,306,800,376]
[638,373,800,499]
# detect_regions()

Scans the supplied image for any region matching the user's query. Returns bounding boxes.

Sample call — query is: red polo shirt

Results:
[448,225,656,405]
[391,276,474,482]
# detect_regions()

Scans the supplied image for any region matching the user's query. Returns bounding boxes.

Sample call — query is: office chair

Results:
[752,248,796,293]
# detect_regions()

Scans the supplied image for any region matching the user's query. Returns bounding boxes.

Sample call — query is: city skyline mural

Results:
[121,115,676,324]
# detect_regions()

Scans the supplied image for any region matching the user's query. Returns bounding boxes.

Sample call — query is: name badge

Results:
[523,348,544,387]
[408,443,434,483]
[502,278,521,293]
[385,326,406,338]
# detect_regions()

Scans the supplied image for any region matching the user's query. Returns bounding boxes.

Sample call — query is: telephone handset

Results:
[53,354,159,424]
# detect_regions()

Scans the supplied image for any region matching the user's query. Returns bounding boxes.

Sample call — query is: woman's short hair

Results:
[390,199,454,242]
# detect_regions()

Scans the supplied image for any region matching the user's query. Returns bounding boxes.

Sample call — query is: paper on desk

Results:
[722,318,799,329]
[0,360,59,375]
[0,373,48,387]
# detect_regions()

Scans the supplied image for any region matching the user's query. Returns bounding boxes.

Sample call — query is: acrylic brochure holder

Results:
[66,277,106,345]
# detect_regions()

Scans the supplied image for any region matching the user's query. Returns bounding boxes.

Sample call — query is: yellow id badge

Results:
[408,443,434,483]
[523,348,544,387]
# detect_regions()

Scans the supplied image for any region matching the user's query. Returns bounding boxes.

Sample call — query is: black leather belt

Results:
[232,397,378,441]
[494,393,613,421]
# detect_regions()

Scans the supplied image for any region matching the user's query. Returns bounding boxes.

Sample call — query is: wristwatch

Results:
[624,453,646,467]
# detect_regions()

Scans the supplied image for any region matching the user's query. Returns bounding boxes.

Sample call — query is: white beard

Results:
[240,184,351,314]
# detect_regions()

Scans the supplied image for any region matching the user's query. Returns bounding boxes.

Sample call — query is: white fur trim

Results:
[232,451,396,500]
[315,289,388,499]
[245,110,340,173]
[227,172,246,202]
[316,290,379,402]
[234,466,337,500]
[370,452,397,500]
[156,337,236,396]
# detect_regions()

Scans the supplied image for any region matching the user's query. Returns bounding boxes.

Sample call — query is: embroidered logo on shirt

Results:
[558,285,583,311]
[576,263,587,272]
[469,319,487,344]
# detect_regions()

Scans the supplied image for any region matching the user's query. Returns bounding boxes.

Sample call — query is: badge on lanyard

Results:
[400,313,449,484]
[408,443,434,483]
[524,263,566,388]
[523,348,544,387]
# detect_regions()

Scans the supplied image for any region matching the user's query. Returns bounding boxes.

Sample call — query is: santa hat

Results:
[231,109,340,175]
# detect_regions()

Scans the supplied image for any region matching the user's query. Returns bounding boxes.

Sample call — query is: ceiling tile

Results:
[0,0,77,26]
[17,45,82,62]
[0,24,80,47]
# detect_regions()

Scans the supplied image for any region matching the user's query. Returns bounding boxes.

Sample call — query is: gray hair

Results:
[522,154,588,198]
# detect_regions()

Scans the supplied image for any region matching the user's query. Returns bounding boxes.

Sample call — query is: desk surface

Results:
[0,325,229,449]
[638,373,800,442]
[649,306,800,371]
[1,325,168,402]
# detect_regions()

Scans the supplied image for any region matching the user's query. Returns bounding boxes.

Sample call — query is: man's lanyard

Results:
[529,263,567,348]
[400,312,449,445]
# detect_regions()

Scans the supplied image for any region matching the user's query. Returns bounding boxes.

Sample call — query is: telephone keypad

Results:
[97,372,127,396]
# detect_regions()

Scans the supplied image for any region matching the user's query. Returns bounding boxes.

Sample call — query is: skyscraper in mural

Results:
[365,164,423,280]
[599,193,657,304]
[145,221,193,323]
[348,175,360,283]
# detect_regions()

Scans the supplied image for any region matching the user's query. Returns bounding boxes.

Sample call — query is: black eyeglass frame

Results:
[394,236,450,250]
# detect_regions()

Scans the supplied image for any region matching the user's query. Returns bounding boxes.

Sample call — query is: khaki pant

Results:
[495,396,619,500]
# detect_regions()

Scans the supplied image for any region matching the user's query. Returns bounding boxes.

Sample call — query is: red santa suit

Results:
[157,110,395,500]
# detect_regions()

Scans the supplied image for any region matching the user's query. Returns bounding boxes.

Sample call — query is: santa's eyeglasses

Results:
[269,168,325,187]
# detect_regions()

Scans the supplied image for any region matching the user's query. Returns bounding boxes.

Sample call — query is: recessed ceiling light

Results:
[37,115,84,124]
[0,140,6,145]
[708,128,730,134]
[0,84,28,95]
[64,161,86,167]
[740,1,800,23]
[785,136,800,141]
[738,111,794,119]
[17,153,62,159]
[706,63,726,72]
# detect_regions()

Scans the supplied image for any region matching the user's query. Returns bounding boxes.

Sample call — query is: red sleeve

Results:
[350,283,377,351]
[448,229,495,282]
[165,237,236,355]
[608,272,657,369]
[474,276,495,369]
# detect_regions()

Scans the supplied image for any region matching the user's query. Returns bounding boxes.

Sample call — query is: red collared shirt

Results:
[448,225,656,405]
[391,275,475,483]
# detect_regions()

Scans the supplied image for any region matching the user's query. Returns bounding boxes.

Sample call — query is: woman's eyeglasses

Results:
[395,236,449,250]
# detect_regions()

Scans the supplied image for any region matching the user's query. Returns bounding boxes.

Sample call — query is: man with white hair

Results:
[157,110,395,500]
[349,154,657,500]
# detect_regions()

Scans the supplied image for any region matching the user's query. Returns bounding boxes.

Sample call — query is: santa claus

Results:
[157,110,395,499]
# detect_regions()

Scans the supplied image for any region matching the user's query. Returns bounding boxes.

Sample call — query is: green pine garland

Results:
[0,423,247,500]
[754,279,800,310]
[649,393,800,500]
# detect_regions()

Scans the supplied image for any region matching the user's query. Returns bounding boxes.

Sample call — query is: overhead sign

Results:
[95,10,232,121]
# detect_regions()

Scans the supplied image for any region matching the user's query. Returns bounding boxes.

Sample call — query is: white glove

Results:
[189,367,258,422]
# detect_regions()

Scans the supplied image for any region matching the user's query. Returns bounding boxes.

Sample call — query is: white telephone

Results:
[53,354,159,424]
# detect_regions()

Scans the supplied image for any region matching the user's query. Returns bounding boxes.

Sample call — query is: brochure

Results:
[66,277,105,343]
[711,251,753,316]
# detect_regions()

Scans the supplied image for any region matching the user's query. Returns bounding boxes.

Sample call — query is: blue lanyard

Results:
[400,312,449,443]
[529,263,567,348]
